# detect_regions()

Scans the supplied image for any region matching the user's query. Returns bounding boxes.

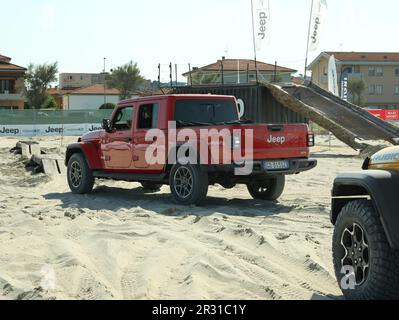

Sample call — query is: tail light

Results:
[308,133,315,147]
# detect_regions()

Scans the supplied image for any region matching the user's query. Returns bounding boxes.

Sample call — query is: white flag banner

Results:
[328,55,339,96]
[252,0,270,51]
[308,0,328,52]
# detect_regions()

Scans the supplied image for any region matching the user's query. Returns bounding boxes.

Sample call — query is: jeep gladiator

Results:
[66,94,317,205]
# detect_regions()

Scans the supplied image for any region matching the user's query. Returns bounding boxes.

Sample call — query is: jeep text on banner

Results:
[252,0,270,51]
[0,124,103,137]
[308,0,328,52]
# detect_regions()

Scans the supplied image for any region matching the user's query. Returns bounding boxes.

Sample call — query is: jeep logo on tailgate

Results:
[267,135,286,144]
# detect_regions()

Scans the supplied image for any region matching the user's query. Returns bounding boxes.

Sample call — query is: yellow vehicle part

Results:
[368,146,399,172]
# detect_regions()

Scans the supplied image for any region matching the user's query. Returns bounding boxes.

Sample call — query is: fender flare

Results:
[65,143,102,170]
[332,170,399,248]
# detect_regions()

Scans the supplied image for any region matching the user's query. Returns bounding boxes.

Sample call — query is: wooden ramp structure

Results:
[264,82,399,150]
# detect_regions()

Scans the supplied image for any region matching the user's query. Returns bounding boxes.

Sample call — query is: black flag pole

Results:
[304,0,314,80]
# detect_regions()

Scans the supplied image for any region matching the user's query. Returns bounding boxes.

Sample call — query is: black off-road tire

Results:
[67,153,94,194]
[333,200,399,300]
[141,182,162,192]
[169,163,209,206]
[247,175,285,201]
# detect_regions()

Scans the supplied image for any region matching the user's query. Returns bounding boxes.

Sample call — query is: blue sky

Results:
[1,0,398,82]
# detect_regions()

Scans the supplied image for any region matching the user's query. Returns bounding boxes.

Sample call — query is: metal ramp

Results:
[264,82,399,150]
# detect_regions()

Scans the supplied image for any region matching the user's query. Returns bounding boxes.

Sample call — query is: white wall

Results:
[68,94,120,110]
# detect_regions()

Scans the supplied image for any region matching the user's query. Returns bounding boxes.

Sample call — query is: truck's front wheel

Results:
[67,153,94,194]
[333,200,399,300]
[170,164,209,206]
[247,176,285,201]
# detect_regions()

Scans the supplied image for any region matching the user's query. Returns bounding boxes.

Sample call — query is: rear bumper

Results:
[206,158,317,175]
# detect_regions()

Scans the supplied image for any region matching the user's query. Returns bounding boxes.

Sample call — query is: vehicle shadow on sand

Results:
[44,185,296,218]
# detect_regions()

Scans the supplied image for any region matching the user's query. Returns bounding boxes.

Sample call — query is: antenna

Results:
[169,63,173,88]
[175,64,178,87]
[158,63,161,89]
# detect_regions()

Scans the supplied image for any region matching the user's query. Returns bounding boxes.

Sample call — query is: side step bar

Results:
[93,171,168,183]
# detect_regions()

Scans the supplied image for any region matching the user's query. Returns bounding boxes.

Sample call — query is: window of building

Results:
[368,67,375,77]
[395,85,399,95]
[376,85,384,95]
[368,85,376,95]
[0,80,11,93]
[138,103,160,129]
[353,65,360,73]
[376,67,384,77]
[395,68,399,77]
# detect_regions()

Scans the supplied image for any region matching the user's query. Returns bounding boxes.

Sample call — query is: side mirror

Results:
[102,118,112,132]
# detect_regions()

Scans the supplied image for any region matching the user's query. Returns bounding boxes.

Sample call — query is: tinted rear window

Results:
[174,99,238,123]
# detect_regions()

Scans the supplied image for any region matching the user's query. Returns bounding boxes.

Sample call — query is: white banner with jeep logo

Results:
[0,124,103,137]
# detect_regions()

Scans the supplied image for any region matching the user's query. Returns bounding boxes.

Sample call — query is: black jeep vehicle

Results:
[331,146,399,300]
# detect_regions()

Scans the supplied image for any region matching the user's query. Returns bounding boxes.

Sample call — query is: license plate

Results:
[264,160,290,171]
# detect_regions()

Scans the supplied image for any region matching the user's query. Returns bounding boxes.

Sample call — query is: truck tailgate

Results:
[241,124,310,160]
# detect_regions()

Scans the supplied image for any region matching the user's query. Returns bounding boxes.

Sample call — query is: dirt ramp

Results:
[264,82,399,150]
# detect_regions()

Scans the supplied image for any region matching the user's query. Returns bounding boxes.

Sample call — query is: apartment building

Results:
[0,53,26,110]
[59,73,107,89]
[308,52,399,109]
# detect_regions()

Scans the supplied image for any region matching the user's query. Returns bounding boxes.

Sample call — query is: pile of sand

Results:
[0,135,362,300]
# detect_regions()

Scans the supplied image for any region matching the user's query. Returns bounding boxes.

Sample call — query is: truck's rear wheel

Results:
[170,164,208,206]
[333,200,399,300]
[247,176,285,201]
[67,153,94,194]
[141,182,162,192]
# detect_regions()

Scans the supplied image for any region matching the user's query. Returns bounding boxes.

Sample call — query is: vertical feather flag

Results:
[328,55,339,96]
[308,0,328,52]
[251,0,271,52]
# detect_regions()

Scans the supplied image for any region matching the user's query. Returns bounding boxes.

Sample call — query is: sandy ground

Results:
[0,135,363,300]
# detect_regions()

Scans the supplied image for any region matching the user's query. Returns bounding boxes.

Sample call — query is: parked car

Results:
[66,94,316,205]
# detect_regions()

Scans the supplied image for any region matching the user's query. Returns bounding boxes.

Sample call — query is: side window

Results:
[112,106,134,131]
[137,103,160,129]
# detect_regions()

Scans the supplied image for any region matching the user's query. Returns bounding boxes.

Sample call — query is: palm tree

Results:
[107,61,145,100]
[348,78,366,107]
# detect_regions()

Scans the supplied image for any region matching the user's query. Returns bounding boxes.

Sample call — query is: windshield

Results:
[174,99,239,124]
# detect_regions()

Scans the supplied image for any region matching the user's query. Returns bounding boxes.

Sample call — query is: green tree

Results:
[46,96,59,109]
[348,78,366,107]
[24,62,58,109]
[106,61,145,100]
[191,71,220,85]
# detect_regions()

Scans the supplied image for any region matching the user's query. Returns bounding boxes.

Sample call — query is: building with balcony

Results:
[0,53,26,110]
[308,52,399,109]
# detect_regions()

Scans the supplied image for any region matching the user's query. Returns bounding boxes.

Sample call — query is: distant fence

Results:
[0,109,113,137]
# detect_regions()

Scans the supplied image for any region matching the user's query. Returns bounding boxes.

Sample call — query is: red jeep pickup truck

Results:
[66,94,316,205]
